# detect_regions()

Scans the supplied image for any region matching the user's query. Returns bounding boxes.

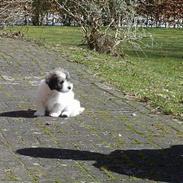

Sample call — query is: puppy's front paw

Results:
[61,111,69,118]
[34,111,45,116]
[49,112,60,118]
[80,107,85,113]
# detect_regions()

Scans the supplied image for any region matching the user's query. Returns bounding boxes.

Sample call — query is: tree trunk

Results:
[32,14,40,25]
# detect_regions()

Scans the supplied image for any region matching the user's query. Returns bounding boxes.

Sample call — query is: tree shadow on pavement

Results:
[0,109,36,118]
[16,145,183,182]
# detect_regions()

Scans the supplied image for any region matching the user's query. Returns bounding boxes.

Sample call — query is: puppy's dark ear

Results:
[46,74,58,90]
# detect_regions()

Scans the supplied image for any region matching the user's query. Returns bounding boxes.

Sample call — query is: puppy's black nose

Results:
[68,86,71,90]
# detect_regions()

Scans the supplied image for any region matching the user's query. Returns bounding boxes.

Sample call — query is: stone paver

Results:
[0,37,183,183]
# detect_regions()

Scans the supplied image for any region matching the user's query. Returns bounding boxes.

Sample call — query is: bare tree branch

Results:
[0,0,32,25]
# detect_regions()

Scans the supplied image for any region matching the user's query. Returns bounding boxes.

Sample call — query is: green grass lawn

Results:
[4,26,183,119]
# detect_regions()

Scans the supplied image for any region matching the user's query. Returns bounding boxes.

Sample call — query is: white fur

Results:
[46,89,84,117]
[34,70,85,118]
[34,80,51,117]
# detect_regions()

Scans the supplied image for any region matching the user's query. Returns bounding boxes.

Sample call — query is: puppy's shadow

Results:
[0,110,67,118]
[0,109,37,118]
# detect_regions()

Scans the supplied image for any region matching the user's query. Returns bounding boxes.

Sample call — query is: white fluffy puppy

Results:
[34,68,85,118]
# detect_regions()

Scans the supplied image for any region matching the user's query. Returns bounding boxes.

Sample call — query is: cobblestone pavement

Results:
[0,38,183,183]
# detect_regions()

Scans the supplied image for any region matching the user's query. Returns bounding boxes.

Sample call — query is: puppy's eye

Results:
[60,81,64,84]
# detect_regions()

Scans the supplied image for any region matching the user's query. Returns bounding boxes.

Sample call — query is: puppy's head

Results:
[45,68,73,93]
